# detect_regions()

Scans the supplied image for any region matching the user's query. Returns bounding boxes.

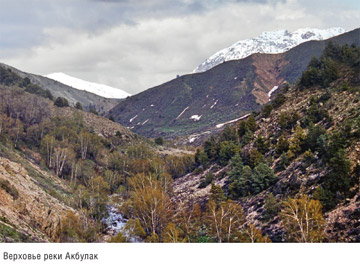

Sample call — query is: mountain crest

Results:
[46,72,131,99]
[193,27,346,73]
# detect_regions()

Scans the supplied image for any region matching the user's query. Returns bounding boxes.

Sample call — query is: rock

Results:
[333,222,346,231]
[0,158,74,242]
[349,208,360,220]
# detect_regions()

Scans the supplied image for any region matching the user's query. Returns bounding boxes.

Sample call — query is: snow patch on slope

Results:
[176,106,189,120]
[129,115,138,123]
[194,28,346,73]
[268,86,279,98]
[216,114,250,129]
[190,115,202,121]
[46,72,131,99]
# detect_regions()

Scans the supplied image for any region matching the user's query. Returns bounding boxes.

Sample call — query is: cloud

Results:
[1,0,359,95]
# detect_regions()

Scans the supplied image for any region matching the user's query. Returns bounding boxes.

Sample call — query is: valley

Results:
[0,27,360,243]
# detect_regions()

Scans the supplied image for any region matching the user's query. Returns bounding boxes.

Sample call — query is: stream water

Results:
[103,206,127,236]
[103,205,141,242]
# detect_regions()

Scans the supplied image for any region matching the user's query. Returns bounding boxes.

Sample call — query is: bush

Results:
[275,135,289,156]
[228,155,277,198]
[262,104,273,118]
[25,84,53,100]
[54,97,69,107]
[264,193,280,220]
[278,111,299,131]
[198,172,214,188]
[154,137,164,145]
[0,179,19,200]
[218,141,241,166]
[75,102,83,110]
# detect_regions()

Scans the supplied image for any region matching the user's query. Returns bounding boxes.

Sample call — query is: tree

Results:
[275,135,289,156]
[75,102,83,110]
[280,195,325,242]
[154,137,164,145]
[243,224,271,243]
[53,145,74,177]
[204,136,218,160]
[127,173,173,240]
[255,135,269,154]
[209,182,226,206]
[41,134,56,168]
[218,141,241,166]
[288,126,306,155]
[264,193,280,220]
[173,201,201,242]
[57,211,98,242]
[249,149,265,168]
[247,115,257,132]
[54,97,69,107]
[219,126,238,143]
[250,163,277,195]
[205,199,245,242]
[162,223,186,243]
[87,176,110,220]
[78,130,91,160]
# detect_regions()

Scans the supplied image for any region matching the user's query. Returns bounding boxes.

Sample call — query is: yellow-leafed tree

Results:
[280,195,325,242]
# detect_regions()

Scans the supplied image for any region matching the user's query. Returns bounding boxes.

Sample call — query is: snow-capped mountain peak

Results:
[193,27,346,73]
[45,72,131,99]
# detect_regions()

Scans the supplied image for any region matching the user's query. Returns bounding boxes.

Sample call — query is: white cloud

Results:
[2,0,360,94]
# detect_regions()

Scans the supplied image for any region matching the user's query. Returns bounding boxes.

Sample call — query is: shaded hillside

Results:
[110,28,360,139]
[0,80,195,242]
[0,63,120,114]
[173,43,360,242]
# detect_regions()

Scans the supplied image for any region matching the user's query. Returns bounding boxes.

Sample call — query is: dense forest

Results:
[1,42,360,242]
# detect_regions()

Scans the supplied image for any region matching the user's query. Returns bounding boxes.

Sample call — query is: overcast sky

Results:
[0,0,359,95]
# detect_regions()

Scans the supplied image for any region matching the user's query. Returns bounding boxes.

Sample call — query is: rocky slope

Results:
[0,156,73,242]
[172,43,360,242]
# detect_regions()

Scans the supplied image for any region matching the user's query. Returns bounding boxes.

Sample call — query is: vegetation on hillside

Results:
[1,42,360,243]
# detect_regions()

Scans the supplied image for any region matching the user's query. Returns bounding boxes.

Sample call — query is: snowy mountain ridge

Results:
[193,27,346,73]
[45,72,131,99]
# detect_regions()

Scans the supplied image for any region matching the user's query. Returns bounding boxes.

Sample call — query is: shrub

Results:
[264,193,280,220]
[75,102,83,110]
[54,97,69,107]
[198,172,214,188]
[154,137,164,145]
[0,179,19,200]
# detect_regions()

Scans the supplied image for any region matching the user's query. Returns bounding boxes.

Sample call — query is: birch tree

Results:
[206,199,245,242]
[280,195,325,242]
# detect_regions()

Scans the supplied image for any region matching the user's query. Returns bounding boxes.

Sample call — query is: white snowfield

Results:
[193,27,346,73]
[45,72,131,99]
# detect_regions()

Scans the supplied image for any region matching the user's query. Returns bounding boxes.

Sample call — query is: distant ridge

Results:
[194,28,346,73]
[46,72,131,99]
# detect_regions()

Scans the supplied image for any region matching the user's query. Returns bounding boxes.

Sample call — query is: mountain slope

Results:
[0,63,120,114]
[110,28,360,140]
[46,72,131,99]
[0,80,137,242]
[173,43,360,242]
[194,27,345,73]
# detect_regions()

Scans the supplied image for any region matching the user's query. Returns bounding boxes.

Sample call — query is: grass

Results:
[0,223,31,243]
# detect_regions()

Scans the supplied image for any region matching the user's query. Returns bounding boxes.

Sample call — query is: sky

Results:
[0,0,359,95]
